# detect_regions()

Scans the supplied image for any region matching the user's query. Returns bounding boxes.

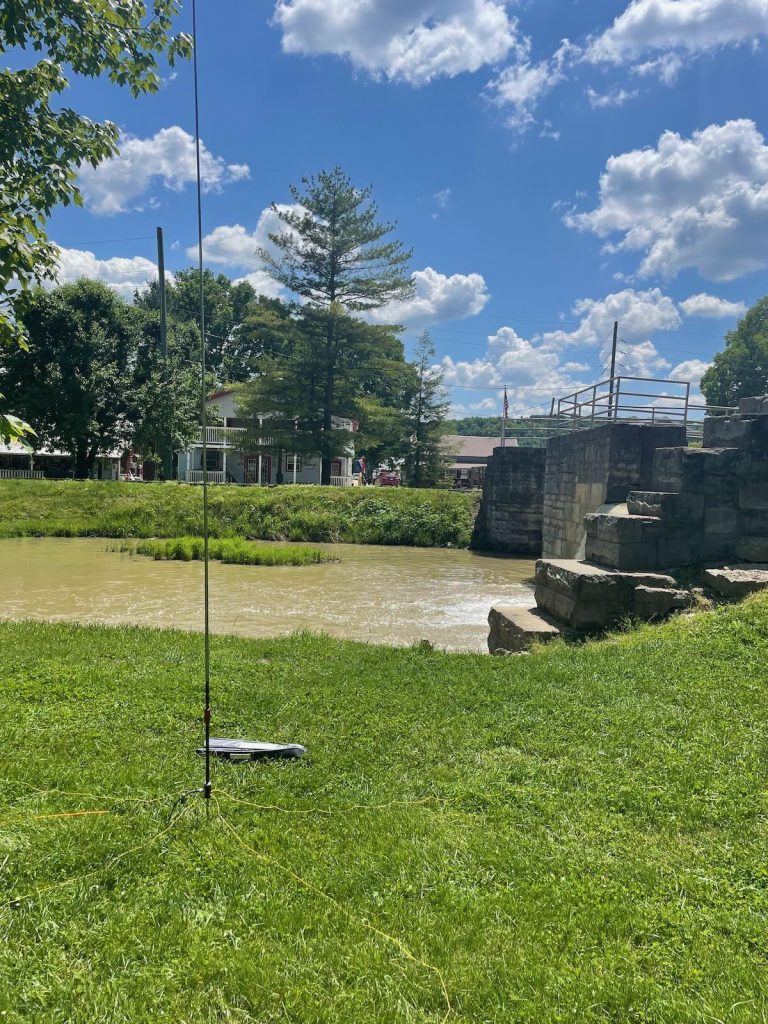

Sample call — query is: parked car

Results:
[375,470,401,487]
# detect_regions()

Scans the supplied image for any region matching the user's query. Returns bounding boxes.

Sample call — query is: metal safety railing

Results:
[552,376,737,442]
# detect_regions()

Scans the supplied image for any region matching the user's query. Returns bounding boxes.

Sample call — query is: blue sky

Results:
[45,0,768,416]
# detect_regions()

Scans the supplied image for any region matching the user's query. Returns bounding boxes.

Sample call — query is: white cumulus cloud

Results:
[272,0,524,85]
[52,247,161,299]
[189,205,303,298]
[670,357,711,384]
[487,40,574,132]
[679,293,747,318]
[541,288,681,347]
[371,267,490,327]
[439,324,591,415]
[79,126,250,215]
[565,120,768,281]
[586,0,768,66]
[586,85,638,108]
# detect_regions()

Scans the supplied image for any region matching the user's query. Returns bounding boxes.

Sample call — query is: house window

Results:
[285,455,302,473]
[205,450,221,472]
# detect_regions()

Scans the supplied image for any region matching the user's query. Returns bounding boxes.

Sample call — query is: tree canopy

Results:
[1,280,199,477]
[135,269,286,384]
[0,1,191,349]
[701,297,768,408]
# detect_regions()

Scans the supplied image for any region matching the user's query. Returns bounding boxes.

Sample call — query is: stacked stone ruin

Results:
[489,396,768,654]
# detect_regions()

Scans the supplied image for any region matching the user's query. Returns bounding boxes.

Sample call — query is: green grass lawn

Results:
[107,537,337,565]
[0,480,476,547]
[2,600,768,1022]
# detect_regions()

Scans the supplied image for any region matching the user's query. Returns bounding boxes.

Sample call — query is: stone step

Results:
[583,512,664,571]
[534,558,681,629]
[703,565,768,599]
[626,490,705,522]
[583,509,706,571]
[488,604,567,654]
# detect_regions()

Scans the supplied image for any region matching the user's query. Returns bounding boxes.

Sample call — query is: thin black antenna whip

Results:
[192,0,211,801]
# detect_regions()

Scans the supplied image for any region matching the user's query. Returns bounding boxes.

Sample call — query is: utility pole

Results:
[156,227,173,479]
[608,320,619,420]
[157,227,168,358]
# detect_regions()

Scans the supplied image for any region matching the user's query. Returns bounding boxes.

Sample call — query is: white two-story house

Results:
[176,388,356,486]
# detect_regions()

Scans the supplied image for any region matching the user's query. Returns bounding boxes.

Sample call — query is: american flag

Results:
[503,387,509,419]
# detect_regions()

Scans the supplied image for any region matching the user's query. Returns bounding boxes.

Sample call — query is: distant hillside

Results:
[446,416,556,437]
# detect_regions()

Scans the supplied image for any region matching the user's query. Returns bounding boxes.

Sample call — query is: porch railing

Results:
[197,426,274,447]
[330,475,353,487]
[186,470,226,484]
[0,469,45,479]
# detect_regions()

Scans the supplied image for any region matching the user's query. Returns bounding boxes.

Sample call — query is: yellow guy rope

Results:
[215,799,453,1024]
[2,802,190,911]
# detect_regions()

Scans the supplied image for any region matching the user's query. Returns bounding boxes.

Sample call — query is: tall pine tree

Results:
[403,331,450,488]
[256,168,413,483]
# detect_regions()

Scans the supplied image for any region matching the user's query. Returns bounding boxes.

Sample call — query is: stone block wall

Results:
[542,422,686,558]
[471,446,545,554]
[584,406,768,570]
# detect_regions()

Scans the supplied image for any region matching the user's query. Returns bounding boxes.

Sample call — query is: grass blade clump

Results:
[109,537,336,566]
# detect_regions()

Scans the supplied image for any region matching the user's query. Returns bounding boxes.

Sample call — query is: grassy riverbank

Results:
[3,600,768,1022]
[108,536,336,565]
[0,479,475,547]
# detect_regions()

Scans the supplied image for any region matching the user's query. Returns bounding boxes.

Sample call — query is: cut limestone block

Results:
[735,537,768,562]
[702,566,768,599]
[738,395,768,415]
[633,585,692,620]
[626,490,705,522]
[652,447,743,500]
[488,605,565,654]
[534,559,677,629]
[584,512,664,571]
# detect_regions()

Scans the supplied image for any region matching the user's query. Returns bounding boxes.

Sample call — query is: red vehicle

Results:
[375,470,401,487]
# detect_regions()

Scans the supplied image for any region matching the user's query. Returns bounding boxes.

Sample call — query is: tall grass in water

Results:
[109,536,336,565]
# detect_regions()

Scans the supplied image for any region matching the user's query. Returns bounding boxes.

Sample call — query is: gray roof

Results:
[442,434,517,461]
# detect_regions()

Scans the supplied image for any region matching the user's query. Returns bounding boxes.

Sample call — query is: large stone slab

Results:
[633,585,692,619]
[534,558,678,629]
[488,605,565,654]
[703,566,768,599]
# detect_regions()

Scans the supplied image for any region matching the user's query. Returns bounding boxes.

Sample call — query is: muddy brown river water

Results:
[0,537,536,652]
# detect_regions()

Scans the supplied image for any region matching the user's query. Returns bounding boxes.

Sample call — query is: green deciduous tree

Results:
[257,167,413,483]
[0,279,199,477]
[402,332,450,487]
[701,297,768,407]
[135,269,284,383]
[0,1,191,348]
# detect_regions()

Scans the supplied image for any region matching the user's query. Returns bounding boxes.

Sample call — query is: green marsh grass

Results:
[0,479,476,547]
[109,536,336,566]
[2,597,768,1021]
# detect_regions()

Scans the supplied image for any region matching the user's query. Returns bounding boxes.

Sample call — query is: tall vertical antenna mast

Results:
[191,0,212,800]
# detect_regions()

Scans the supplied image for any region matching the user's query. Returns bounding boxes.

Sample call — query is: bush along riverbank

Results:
[3,596,768,1021]
[0,479,477,547]
[108,537,337,565]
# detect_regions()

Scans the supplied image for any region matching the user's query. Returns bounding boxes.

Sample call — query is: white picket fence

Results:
[0,469,44,479]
